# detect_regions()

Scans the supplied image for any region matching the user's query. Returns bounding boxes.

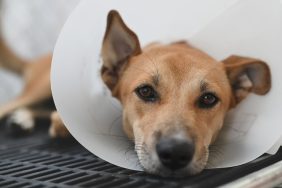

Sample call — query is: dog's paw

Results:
[49,112,70,138]
[5,108,34,136]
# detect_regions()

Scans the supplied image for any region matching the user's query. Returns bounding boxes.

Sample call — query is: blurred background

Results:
[0,0,80,105]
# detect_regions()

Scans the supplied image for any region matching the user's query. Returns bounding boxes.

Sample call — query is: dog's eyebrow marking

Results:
[200,81,208,92]
[152,74,160,87]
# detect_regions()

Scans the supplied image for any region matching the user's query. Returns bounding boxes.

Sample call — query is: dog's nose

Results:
[156,136,195,170]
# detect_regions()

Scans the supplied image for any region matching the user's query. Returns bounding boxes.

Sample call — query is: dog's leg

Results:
[0,70,52,120]
[5,109,70,138]
[4,107,54,136]
[4,107,70,138]
[49,111,70,138]
[5,107,35,135]
[0,95,35,119]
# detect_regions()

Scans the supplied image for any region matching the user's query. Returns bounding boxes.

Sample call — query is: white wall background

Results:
[0,0,80,105]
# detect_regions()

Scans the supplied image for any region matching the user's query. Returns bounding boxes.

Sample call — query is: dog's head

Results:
[100,10,271,177]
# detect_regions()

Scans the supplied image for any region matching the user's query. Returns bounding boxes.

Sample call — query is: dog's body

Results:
[0,35,68,137]
[0,10,271,177]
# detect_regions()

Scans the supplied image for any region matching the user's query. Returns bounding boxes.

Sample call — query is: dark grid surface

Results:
[0,124,282,188]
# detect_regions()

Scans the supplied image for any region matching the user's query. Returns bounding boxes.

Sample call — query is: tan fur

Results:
[0,36,27,74]
[116,43,232,175]
[49,111,69,138]
[0,38,68,138]
[101,10,271,176]
[222,55,271,106]
[0,9,271,176]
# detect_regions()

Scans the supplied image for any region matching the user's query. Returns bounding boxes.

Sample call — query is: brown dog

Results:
[0,10,271,176]
[100,10,271,176]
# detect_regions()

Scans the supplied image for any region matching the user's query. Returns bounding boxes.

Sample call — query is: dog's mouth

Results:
[135,141,209,177]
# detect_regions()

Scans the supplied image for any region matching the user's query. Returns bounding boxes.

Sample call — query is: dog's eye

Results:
[135,85,159,102]
[198,92,219,108]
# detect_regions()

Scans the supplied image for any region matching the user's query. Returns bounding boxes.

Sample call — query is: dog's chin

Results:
[136,148,209,177]
[143,164,204,178]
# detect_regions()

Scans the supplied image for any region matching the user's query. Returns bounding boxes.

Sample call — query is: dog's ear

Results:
[101,10,141,90]
[222,55,271,107]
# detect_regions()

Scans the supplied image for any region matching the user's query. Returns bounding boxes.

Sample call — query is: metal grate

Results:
[0,124,282,188]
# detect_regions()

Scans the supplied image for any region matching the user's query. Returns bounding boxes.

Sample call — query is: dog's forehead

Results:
[130,45,226,85]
